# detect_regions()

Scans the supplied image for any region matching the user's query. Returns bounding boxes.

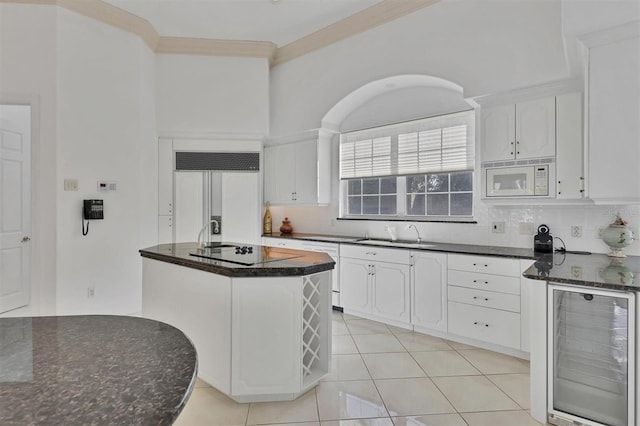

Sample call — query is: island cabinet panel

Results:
[142,258,232,393]
[231,277,303,396]
[141,252,332,403]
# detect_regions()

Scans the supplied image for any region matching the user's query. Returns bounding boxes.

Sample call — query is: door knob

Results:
[21,236,31,242]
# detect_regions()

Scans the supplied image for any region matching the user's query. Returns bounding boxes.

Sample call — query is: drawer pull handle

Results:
[366,252,377,255]
[473,297,490,301]
[473,321,489,328]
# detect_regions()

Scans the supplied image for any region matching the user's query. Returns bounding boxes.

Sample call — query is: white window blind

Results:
[340,111,474,179]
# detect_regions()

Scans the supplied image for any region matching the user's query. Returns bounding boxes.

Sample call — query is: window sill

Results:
[337,217,477,224]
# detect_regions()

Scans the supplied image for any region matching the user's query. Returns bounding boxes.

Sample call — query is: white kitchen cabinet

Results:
[447,254,523,351]
[555,92,585,200]
[481,97,556,162]
[264,131,331,205]
[340,245,411,326]
[411,251,447,332]
[158,215,173,244]
[584,27,640,203]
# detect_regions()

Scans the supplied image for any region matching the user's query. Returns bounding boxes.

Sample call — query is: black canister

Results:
[534,224,554,253]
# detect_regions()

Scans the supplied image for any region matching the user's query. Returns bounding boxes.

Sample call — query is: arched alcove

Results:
[321,74,473,132]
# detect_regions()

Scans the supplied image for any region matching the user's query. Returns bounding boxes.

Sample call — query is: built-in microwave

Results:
[482,160,555,198]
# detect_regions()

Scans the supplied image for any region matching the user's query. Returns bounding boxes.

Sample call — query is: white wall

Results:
[156,54,269,135]
[0,3,58,316]
[55,8,157,315]
[270,0,568,137]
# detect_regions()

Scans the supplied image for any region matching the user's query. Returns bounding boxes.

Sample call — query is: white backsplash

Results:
[268,203,640,257]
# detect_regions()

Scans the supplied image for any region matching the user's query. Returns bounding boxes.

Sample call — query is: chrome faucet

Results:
[197,219,220,248]
[408,224,422,243]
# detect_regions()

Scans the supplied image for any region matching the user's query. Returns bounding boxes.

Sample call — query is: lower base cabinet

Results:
[447,301,520,349]
[411,251,448,332]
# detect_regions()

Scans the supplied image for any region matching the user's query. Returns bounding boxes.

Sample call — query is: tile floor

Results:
[175,311,547,426]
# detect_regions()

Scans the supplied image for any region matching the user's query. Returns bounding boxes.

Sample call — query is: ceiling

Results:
[103,0,384,47]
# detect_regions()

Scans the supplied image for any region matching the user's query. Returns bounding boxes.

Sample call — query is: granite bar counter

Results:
[0,315,197,426]
[140,242,334,403]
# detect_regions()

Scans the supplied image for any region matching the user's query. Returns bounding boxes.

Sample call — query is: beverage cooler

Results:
[548,284,635,426]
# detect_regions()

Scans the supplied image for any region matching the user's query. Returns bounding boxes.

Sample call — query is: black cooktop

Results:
[189,245,303,266]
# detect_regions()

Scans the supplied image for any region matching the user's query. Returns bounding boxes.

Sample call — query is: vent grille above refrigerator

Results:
[175,152,259,172]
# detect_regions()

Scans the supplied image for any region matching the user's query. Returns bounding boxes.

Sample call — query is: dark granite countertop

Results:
[140,242,335,277]
[265,233,640,292]
[264,232,537,259]
[0,315,197,426]
[523,252,640,292]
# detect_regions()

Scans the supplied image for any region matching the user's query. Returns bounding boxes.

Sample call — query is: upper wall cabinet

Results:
[481,97,556,162]
[264,130,332,205]
[583,22,640,204]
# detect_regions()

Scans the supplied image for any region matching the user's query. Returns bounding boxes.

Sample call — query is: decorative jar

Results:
[602,214,635,257]
[280,217,293,234]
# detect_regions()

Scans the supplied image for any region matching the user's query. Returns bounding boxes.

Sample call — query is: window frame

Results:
[338,111,476,222]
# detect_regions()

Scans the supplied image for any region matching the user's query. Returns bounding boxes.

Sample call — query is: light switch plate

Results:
[64,179,78,191]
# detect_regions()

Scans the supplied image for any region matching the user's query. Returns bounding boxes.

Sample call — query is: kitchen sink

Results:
[356,238,436,249]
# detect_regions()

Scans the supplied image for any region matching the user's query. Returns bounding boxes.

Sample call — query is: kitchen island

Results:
[0,315,197,425]
[139,242,334,403]
[524,253,639,426]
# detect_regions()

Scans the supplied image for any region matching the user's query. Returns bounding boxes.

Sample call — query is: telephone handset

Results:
[82,199,103,236]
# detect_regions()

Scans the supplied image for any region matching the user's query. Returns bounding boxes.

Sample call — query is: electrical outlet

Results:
[87,287,95,298]
[571,226,582,238]
[64,179,78,191]
[571,266,582,279]
[519,222,534,235]
[492,221,505,234]
[596,227,605,238]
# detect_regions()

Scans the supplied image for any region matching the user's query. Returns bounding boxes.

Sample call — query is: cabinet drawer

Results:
[448,270,520,295]
[448,254,521,277]
[448,301,520,349]
[448,286,520,313]
[340,244,410,264]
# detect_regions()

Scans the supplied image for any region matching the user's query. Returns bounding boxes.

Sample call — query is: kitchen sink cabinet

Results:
[410,251,447,333]
[264,131,331,205]
[340,245,411,326]
[481,96,556,162]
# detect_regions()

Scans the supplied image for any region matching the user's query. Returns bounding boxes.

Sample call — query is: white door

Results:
[515,97,556,159]
[221,172,259,245]
[340,257,371,314]
[411,251,447,331]
[293,140,317,203]
[0,105,31,314]
[481,104,516,162]
[371,261,411,324]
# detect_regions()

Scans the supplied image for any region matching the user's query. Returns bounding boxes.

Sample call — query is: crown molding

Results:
[156,37,276,61]
[1,0,440,66]
[272,0,442,66]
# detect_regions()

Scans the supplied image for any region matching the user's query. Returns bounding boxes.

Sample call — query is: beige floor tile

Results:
[266,423,319,426]
[461,409,541,425]
[341,312,364,321]
[362,353,425,379]
[375,378,455,416]
[411,350,481,377]
[431,376,520,413]
[386,324,414,335]
[391,414,467,426]
[444,339,479,350]
[487,373,531,409]
[321,418,394,426]
[352,334,406,353]
[457,349,530,374]
[346,319,392,335]
[316,380,388,421]
[174,387,249,426]
[333,320,351,336]
[194,377,211,388]
[395,333,453,352]
[323,354,371,381]
[333,335,359,354]
[246,389,319,425]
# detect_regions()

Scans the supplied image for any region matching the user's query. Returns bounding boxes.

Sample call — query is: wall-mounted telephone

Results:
[82,199,103,236]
